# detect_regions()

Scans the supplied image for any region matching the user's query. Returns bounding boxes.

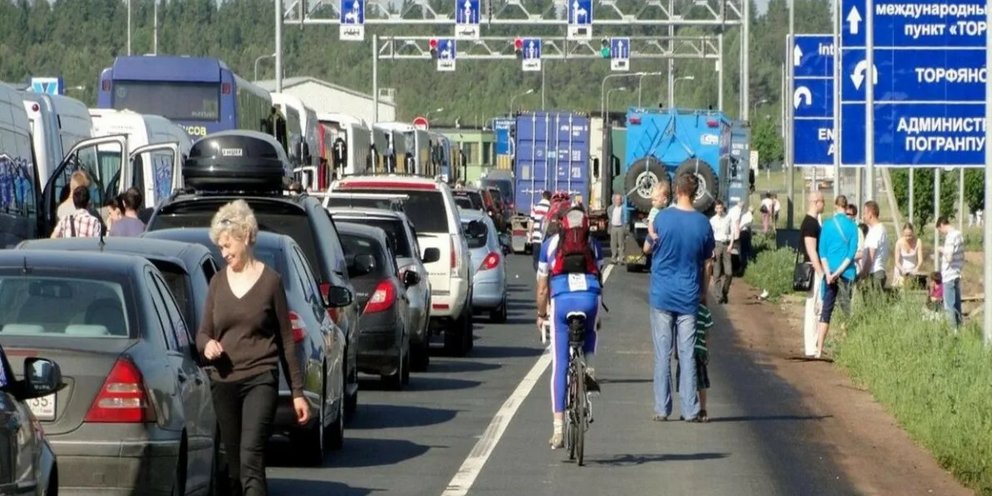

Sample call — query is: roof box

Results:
[183,130,291,192]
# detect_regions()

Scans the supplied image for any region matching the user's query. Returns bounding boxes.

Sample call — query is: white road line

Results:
[440,264,615,496]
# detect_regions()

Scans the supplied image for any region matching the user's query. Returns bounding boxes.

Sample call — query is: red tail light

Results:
[364,280,396,314]
[221,82,232,95]
[84,358,156,423]
[450,238,457,270]
[479,252,500,271]
[319,282,340,322]
[289,311,306,343]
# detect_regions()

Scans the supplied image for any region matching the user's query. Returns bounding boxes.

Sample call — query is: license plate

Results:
[27,393,55,421]
[590,225,598,231]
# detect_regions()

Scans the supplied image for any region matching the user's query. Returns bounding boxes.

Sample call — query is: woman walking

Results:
[197,200,309,496]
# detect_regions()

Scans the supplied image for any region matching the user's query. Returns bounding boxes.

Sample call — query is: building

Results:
[255,76,396,124]
[435,127,496,184]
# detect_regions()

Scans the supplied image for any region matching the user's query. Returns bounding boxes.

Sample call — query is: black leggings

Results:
[212,369,279,496]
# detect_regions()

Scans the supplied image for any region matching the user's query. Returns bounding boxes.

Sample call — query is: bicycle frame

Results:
[564,314,590,466]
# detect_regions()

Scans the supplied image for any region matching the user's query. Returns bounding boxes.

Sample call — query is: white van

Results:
[89,109,191,208]
[21,93,93,187]
[0,83,39,247]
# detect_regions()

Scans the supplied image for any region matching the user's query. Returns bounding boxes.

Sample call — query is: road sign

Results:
[413,116,430,130]
[610,37,630,71]
[791,34,835,167]
[493,118,513,155]
[29,77,64,96]
[455,0,480,40]
[436,39,457,72]
[840,0,987,167]
[567,0,593,41]
[339,0,365,41]
[522,38,542,72]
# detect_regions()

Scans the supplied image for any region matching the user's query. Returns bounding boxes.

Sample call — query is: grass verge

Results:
[834,295,992,495]
[741,246,795,301]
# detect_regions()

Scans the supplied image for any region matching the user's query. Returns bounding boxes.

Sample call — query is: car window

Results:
[467,192,485,210]
[292,246,324,320]
[461,220,489,249]
[344,189,448,233]
[326,197,403,212]
[201,258,217,282]
[340,233,389,279]
[150,273,191,350]
[145,272,178,349]
[0,275,131,338]
[454,197,473,210]
[151,261,193,329]
[351,218,413,258]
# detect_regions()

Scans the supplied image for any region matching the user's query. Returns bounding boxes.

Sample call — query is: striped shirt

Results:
[695,304,714,363]
[53,209,103,238]
[529,199,551,243]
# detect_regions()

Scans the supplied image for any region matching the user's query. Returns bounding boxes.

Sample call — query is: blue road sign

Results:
[840,0,987,167]
[456,0,479,24]
[340,0,364,24]
[438,39,456,59]
[569,0,592,25]
[493,118,513,155]
[29,77,63,96]
[610,38,630,60]
[792,34,835,167]
[523,38,541,60]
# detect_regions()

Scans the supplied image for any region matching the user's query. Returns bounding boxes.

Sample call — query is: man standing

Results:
[607,194,626,264]
[815,195,859,358]
[709,200,733,304]
[648,173,714,423]
[862,201,888,291]
[528,190,552,271]
[936,216,964,328]
[801,192,825,357]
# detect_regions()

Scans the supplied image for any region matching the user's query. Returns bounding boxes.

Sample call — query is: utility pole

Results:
[275,0,283,92]
[127,0,132,56]
[786,0,795,229]
[153,0,158,55]
[373,34,379,123]
[741,0,749,121]
[666,0,674,107]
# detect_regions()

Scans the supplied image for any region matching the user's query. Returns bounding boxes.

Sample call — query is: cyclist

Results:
[535,194,605,450]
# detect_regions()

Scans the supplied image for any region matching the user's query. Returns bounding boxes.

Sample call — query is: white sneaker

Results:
[549,431,564,449]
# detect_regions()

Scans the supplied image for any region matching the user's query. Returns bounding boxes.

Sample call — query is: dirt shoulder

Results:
[719,282,973,496]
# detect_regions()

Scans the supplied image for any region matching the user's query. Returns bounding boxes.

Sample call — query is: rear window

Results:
[344,189,448,233]
[461,221,489,249]
[340,233,389,279]
[342,218,412,258]
[325,197,403,211]
[0,276,130,338]
[454,197,473,210]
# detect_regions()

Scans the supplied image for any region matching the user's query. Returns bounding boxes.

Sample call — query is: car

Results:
[0,343,61,496]
[145,130,361,419]
[331,176,475,355]
[337,223,417,388]
[459,209,509,322]
[321,191,408,212]
[452,188,486,212]
[0,250,216,495]
[142,228,351,466]
[326,208,438,371]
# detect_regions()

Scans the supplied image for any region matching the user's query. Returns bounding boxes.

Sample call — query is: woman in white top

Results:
[892,222,925,288]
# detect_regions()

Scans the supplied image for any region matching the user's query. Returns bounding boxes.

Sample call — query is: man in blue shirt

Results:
[815,195,859,358]
[647,173,714,422]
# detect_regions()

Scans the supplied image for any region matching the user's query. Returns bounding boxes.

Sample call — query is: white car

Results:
[330,175,475,355]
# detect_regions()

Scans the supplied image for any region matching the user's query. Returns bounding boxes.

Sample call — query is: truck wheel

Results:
[675,158,718,213]
[624,157,668,213]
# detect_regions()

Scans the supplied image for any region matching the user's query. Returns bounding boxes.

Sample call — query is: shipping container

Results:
[512,111,590,216]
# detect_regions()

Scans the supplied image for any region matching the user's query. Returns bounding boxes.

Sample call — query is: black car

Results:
[145,130,361,419]
[337,223,416,389]
[143,228,350,465]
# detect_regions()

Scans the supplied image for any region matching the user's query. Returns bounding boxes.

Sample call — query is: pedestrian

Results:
[56,170,91,222]
[861,201,888,291]
[528,190,552,271]
[109,187,146,237]
[892,223,925,288]
[50,186,102,239]
[801,192,825,357]
[607,193,626,264]
[675,302,714,422]
[772,194,782,227]
[760,193,773,233]
[647,173,714,423]
[845,205,867,280]
[815,195,859,358]
[709,200,733,304]
[103,194,124,233]
[927,271,944,312]
[197,200,309,496]
[936,216,964,328]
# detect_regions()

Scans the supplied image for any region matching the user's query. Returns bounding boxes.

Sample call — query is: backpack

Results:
[549,208,600,277]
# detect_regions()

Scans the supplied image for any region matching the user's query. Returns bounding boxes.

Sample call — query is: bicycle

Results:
[564,311,592,466]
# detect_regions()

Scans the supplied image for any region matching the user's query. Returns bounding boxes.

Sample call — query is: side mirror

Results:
[402,270,421,288]
[422,247,441,264]
[23,357,62,400]
[323,285,354,308]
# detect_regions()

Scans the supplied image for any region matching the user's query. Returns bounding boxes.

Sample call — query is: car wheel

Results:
[411,337,430,371]
[382,345,405,390]
[490,294,508,323]
[327,373,345,451]
[463,305,475,354]
[294,398,325,466]
[443,314,464,355]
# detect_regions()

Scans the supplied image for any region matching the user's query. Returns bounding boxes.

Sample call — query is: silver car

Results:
[459,209,508,322]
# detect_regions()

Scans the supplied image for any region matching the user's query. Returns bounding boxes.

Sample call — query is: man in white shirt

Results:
[937,216,965,328]
[710,200,733,304]
[606,194,626,264]
[861,201,888,290]
[528,190,552,271]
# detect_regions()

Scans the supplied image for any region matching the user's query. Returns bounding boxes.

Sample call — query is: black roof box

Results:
[183,130,291,192]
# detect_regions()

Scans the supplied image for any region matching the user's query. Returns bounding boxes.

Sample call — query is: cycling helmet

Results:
[551,190,571,203]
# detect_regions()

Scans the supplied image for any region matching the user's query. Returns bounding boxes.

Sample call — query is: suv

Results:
[331,176,474,355]
[145,130,362,418]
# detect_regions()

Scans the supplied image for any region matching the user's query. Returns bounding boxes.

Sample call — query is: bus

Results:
[428,131,457,184]
[318,113,371,182]
[95,55,279,143]
[375,122,434,177]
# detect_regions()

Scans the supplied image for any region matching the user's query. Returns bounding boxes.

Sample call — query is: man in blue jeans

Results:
[645,173,714,423]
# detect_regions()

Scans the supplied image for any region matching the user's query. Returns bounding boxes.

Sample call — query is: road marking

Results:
[441,264,615,496]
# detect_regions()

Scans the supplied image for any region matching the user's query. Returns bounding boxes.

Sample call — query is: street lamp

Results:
[751,98,770,121]
[671,75,695,106]
[254,53,276,81]
[426,107,444,122]
[509,89,535,114]
[606,87,629,114]
[637,72,665,107]
[600,72,642,121]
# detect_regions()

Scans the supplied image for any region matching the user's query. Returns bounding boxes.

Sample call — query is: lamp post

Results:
[751,98,770,121]
[600,73,641,120]
[254,53,276,82]
[509,89,535,114]
[670,75,695,106]
[636,71,665,107]
[426,107,444,123]
[606,87,629,114]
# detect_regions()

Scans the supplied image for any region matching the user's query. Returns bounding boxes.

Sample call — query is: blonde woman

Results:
[197,200,309,496]
[892,222,925,288]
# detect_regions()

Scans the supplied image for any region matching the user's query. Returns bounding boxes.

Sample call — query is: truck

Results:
[621,107,741,270]
[509,111,590,253]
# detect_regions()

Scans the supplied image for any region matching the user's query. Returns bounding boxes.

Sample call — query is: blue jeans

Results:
[944,278,962,328]
[649,308,699,419]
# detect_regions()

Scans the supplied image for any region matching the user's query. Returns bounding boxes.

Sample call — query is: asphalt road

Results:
[267,254,858,495]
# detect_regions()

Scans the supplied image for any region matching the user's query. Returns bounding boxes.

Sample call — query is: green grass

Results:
[742,245,795,301]
[834,295,992,495]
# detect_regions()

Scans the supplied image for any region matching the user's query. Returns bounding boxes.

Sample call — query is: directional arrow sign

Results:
[436,39,457,72]
[792,44,803,67]
[522,38,542,72]
[793,86,812,109]
[454,0,480,40]
[610,37,630,71]
[567,0,593,40]
[339,0,365,41]
[791,34,835,167]
[846,6,862,36]
[849,58,878,91]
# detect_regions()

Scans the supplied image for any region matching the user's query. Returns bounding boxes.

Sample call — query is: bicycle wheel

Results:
[575,356,586,466]
[566,364,578,461]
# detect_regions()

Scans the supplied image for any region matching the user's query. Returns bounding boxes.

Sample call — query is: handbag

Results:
[792,248,814,292]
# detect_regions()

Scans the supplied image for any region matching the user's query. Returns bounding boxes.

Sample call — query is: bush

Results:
[835,297,992,495]
[742,247,795,300]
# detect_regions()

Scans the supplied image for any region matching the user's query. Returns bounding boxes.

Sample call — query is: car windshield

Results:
[340,233,389,279]
[344,189,448,233]
[0,276,130,338]
[454,197,474,210]
[345,218,413,258]
[461,220,489,249]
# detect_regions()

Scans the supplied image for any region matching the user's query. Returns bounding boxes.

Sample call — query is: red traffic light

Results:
[514,38,524,51]
[429,38,439,50]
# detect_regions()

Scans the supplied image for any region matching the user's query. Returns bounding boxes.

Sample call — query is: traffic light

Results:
[600,38,610,59]
[514,38,524,58]
[429,38,439,58]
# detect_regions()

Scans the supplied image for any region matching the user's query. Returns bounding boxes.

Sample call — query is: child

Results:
[675,303,714,422]
[928,271,943,312]
[643,182,671,254]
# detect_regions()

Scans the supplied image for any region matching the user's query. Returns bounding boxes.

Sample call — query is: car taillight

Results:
[450,237,457,270]
[289,311,306,343]
[84,358,156,423]
[364,280,396,314]
[480,252,500,271]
